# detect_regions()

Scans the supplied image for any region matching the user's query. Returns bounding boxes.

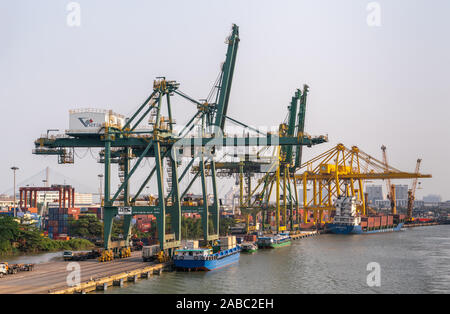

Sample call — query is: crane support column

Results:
[103,137,113,250]
[200,155,209,242]
[123,147,133,246]
[210,160,219,237]
[154,141,166,249]
[168,150,181,246]
[276,165,280,233]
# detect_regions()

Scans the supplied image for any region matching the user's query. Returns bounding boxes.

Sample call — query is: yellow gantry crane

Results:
[233,143,431,231]
[407,158,422,221]
[381,145,396,214]
[291,144,432,225]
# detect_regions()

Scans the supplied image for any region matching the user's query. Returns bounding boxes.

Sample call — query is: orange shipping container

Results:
[27,207,38,214]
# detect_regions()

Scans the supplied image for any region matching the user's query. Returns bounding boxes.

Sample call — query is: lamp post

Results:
[11,167,19,217]
[41,179,48,216]
[98,174,104,205]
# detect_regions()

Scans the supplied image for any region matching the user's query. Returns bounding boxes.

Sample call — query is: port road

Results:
[0,251,150,294]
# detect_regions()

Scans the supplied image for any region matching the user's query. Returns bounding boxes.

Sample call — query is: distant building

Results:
[0,195,14,209]
[414,200,424,209]
[395,185,408,208]
[423,194,442,203]
[438,201,450,210]
[74,193,94,206]
[366,185,383,206]
[375,200,391,209]
[35,192,93,206]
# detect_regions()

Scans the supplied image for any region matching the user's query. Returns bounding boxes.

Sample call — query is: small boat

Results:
[173,246,240,271]
[240,242,258,253]
[257,234,291,249]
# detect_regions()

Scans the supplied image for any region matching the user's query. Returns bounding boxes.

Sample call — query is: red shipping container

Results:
[68,208,80,215]
[300,222,315,229]
[244,235,257,242]
[373,216,381,227]
[388,215,393,225]
[361,221,368,228]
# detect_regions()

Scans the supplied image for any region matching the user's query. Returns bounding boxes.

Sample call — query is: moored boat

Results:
[327,196,405,234]
[173,246,240,271]
[240,242,258,253]
[173,236,240,271]
[257,234,291,249]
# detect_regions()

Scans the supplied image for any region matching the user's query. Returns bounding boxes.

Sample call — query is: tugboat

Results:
[257,233,291,249]
[327,196,404,234]
[240,242,258,253]
[173,236,240,271]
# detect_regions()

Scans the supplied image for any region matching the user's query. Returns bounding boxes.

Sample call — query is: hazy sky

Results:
[1,0,449,200]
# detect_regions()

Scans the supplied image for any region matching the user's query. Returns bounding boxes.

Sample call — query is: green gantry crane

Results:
[33,24,327,253]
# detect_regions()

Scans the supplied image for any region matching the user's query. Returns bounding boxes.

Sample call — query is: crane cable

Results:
[74,148,89,159]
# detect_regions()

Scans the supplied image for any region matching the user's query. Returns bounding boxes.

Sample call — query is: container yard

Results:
[1,1,449,298]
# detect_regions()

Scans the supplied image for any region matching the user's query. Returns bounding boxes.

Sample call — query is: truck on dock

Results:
[142,245,161,262]
[0,264,7,278]
[0,262,35,277]
[63,249,102,261]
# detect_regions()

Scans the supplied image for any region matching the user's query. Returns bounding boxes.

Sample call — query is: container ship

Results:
[257,234,291,248]
[327,196,405,234]
[173,236,240,271]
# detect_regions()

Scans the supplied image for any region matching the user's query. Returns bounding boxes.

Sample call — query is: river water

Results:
[102,225,449,294]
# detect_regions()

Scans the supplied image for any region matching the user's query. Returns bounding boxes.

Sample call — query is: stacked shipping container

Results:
[79,207,102,220]
[47,207,80,238]
[135,214,156,233]
[219,236,237,250]
[360,214,400,231]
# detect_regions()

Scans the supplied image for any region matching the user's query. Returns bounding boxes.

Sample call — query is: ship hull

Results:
[257,240,291,249]
[242,248,258,253]
[328,223,404,234]
[174,251,240,271]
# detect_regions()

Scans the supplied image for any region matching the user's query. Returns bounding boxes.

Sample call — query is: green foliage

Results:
[0,215,93,255]
[0,216,20,254]
[219,217,234,236]
[181,216,202,239]
[69,215,103,239]
[180,216,234,239]
[112,217,124,239]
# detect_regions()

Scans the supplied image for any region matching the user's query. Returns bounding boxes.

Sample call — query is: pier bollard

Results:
[141,271,151,279]
[128,275,138,283]
[153,268,162,275]
[113,278,124,287]
[96,283,108,291]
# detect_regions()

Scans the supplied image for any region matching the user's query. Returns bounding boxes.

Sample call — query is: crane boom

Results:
[381,145,391,195]
[283,89,301,166]
[294,84,309,169]
[213,24,240,131]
